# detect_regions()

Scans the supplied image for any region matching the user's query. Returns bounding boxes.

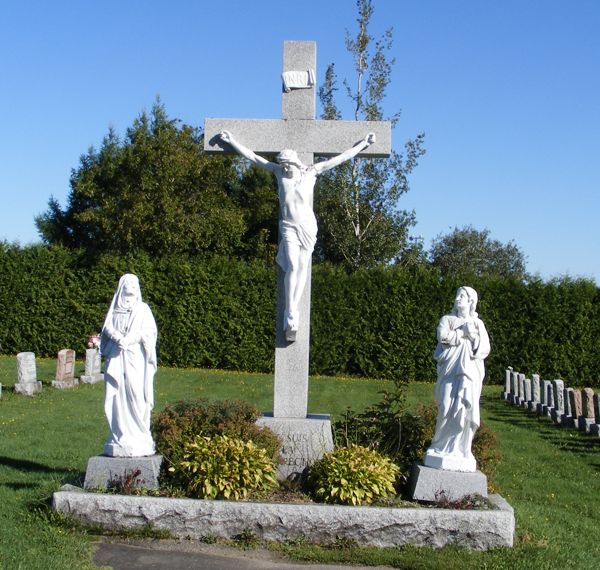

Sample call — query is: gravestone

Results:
[529,374,541,411]
[510,371,520,405]
[578,388,595,433]
[80,348,104,384]
[52,349,79,389]
[517,374,526,406]
[561,387,574,427]
[590,393,600,436]
[502,367,512,400]
[550,379,565,424]
[542,381,555,416]
[569,389,583,427]
[205,41,391,480]
[522,378,532,408]
[537,378,548,414]
[14,352,42,395]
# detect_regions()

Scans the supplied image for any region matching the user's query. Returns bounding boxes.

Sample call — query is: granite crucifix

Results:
[205,41,391,477]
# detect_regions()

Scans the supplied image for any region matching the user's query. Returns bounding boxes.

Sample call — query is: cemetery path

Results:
[93,538,393,570]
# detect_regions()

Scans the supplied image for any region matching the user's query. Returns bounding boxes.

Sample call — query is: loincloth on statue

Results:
[276,219,317,271]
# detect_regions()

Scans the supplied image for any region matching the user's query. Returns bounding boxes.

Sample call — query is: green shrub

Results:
[152,398,281,492]
[334,385,501,489]
[171,434,278,500]
[309,444,400,505]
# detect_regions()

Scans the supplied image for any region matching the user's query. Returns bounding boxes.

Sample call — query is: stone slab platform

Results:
[52,488,514,550]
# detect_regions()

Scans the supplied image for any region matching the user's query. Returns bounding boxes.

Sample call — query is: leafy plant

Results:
[171,434,278,500]
[106,469,143,495]
[309,444,399,505]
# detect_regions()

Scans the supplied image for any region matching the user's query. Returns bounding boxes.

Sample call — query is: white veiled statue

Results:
[424,286,491,472]
[100,274,157,457]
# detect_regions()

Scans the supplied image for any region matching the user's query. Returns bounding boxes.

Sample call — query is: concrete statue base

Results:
[256,413,333,481]
[83,455,163,491]
[409,462,488,502]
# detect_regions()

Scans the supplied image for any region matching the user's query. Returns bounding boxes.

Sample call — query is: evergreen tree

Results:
[36,98,246,257]
[429,225,528,279]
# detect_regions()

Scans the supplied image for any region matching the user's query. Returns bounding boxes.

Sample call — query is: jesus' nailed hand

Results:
[219,130,376,342]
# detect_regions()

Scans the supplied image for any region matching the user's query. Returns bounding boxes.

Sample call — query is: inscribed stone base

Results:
[578,417,594,433]
[542,405,553,416]
[536,403,544,415]
[528,402,539,412]
[52,378,79,389]
[589,424,600,436]
[80,373,104,384]
[256,414,333,481]
[83,455,162,491]
[14,381,42,396]
[409,463,488,502]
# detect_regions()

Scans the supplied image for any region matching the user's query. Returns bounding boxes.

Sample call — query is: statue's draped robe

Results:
[429,314,491,463]
[100,277,157,457]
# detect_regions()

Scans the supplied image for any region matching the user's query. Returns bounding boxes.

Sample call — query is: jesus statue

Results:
[219,130,376,341]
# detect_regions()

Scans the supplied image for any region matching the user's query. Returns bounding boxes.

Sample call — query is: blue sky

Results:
[1,0,598,282]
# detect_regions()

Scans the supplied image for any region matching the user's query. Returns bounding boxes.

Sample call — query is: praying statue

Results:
[100,274,158,457]
[424,286,491,472]
[219,130,376,341]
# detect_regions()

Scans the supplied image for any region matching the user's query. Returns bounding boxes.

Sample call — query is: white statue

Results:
[424,286,491,472]
[219,130,376,341]
[100,274,158,457]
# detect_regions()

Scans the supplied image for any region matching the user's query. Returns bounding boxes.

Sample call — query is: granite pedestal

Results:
[256,414,333,481]
[84,455,163,491]
[409,463,488,502]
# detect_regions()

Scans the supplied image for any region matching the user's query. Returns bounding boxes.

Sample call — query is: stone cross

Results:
[204,41,391,419]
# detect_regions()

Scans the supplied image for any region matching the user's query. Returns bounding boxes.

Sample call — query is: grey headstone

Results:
[256,414,333,481]
[409,463,488,502]
[81,348,104,384]
[541,381,554,415]
[561,387,575,427]
[14,352,42,395]
[550,379,565,422]
[84,455,162,491]
[532,375,541,403]
[523,378,532,403]
[504,367,512,394]
[518,374,526,405]
[511,371,519,398]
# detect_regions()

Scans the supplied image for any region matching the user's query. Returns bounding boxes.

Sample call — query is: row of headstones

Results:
[11,348,104,396]
[501,367,600,435]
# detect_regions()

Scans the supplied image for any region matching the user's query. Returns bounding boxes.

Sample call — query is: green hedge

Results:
[1,243,599,385]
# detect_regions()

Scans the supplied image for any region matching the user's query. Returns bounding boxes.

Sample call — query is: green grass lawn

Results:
[1,355,599,569]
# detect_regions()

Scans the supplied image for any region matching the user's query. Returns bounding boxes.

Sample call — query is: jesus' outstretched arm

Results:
[313,133,376,174]
[219,131,278,172]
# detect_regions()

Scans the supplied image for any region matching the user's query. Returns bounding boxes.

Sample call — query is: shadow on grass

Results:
[0,455,73,474]
[483,396,600,463]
